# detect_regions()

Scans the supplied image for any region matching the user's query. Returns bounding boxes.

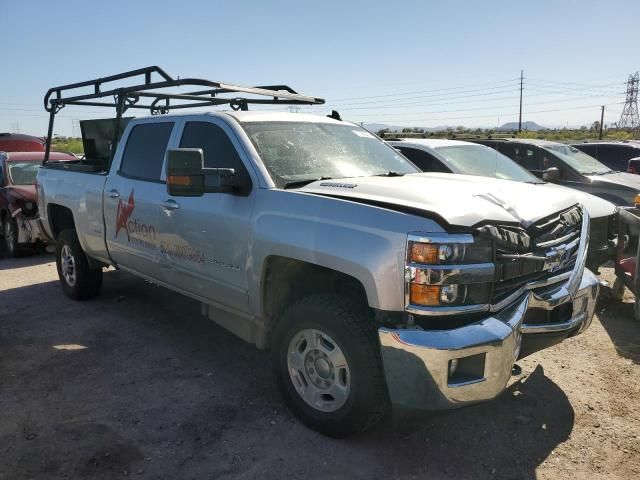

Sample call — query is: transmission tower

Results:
[618,72,639,129]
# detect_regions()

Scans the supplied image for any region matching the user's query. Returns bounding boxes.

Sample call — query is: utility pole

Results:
[599,106,605,140]
[518,70,524,133]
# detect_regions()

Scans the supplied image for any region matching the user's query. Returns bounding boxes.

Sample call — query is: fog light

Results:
[448,358,459,377]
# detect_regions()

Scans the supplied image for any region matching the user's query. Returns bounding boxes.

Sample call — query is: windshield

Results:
[242,122,419,187]
[435,145,542,183]
[542,144,612,175]
[7,162,40,185]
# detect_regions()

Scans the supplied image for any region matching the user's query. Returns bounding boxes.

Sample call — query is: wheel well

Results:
[262,256,369,332]
[0,209,6,224]
[48,204,75,238]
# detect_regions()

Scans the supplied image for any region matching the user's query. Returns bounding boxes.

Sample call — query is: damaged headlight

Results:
[406,234,494,311]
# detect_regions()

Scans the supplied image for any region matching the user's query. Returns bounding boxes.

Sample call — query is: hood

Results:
[300,173,578,228]
[588,171,640,191]
[545,184,616,219]
[4,185,37,203]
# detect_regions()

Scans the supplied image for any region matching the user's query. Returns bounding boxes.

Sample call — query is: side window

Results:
[397,147,450,173]
[120,122,174,182]
[0,162,4,185]
[179,122,251,185]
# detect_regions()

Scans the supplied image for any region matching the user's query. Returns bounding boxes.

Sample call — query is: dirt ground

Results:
[0,251,638,480]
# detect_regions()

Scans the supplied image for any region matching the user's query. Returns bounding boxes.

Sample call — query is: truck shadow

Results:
[0,248,54,269]
[595,286,640,364]
[0,269,574,480]
[352,364,572,479]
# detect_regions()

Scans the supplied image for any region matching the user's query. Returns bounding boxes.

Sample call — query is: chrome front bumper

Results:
[378,268,599,411]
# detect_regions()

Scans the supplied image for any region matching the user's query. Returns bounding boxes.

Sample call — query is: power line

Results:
[330,78,520,101]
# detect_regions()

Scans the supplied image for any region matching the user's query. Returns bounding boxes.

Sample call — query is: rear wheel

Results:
[55,229,103,300]
[3,217,22,258]
[272,294,389,438]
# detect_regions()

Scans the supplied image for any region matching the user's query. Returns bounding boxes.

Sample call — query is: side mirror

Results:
[542,166,560,182]
[166,148,237,197]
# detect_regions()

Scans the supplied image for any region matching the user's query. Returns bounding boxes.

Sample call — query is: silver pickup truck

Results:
[37,69,599,438]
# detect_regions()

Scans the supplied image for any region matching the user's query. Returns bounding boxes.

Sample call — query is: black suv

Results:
[571,141,640,173]
[470,138,640,206]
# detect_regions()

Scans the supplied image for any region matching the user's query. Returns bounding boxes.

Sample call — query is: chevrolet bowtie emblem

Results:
[544,245,568,272]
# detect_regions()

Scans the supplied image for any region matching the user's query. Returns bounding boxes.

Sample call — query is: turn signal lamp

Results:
[634,193,640,208]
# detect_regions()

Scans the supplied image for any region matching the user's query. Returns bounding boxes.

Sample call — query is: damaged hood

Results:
[300,173,579,228]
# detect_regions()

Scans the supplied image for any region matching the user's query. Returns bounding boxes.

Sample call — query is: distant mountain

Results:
[497,121,545,132]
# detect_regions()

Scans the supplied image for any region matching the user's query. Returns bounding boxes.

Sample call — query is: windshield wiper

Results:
[374,171,405,177]
[283,176,333,189]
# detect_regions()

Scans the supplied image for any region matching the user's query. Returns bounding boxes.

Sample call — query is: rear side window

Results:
[397,147,450,173]
[120,122,174,182]
[179,121,251,185]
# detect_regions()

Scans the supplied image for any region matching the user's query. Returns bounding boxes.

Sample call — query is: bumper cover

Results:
[378,268,599,411]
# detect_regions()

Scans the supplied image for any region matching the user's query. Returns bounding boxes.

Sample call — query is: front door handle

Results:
[161,199,180,211]
[108,189,120,199]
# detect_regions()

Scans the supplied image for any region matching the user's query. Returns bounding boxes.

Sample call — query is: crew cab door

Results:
[158,118,255,312]
[103,120,176,279]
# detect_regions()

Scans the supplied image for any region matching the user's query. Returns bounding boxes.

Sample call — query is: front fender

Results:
[248,189,446,316]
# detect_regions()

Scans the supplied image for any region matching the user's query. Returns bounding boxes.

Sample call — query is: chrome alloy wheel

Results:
[287,329,351,412]
[60,244,77,286]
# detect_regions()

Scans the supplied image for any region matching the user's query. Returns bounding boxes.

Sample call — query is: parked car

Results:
[628,157,640,175]
[0,151,75,256]
[572,141,640,173]
[470,138,640,206]
[0,133,45,152]
[388,138,618,272]
[37,67,599,437]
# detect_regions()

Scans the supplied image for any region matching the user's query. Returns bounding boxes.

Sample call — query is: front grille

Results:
[481,206,583,304]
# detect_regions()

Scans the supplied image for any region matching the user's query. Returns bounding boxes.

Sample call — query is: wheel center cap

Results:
[314,358,331,379]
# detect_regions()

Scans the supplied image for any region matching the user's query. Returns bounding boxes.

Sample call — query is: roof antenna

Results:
[327,110,342,121]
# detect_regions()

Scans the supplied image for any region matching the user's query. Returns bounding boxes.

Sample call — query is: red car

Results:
[0,151,75,256]
[0,133,46,152]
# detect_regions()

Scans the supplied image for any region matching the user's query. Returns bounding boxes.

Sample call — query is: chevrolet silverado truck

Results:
[37,68,599,437]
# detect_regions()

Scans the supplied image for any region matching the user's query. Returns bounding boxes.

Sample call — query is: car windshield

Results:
[7,161,40,185]
[435,144,542,183]
[542,144,612,175]
[242,122,419,188]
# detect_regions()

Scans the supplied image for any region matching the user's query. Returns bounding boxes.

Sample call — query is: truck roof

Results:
[389,138,479,148]
[223,110,347,124]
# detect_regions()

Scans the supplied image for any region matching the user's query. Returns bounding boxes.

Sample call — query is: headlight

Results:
[406,235,494,311]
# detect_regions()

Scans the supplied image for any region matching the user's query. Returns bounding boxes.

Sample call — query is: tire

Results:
[634,300,640,323]
[3,217,22,258]
[55,229,103,300]
[272,294,389,438]
[611,278,626,301]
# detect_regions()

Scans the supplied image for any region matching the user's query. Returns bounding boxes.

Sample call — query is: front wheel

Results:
[4,217,22,258]
[272,294,389,438]
[55,229,103,300]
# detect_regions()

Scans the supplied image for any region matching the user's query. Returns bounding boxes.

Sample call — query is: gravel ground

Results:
[0,251,639,480]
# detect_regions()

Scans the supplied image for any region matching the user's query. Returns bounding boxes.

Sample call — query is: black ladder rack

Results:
[43,66,325,164]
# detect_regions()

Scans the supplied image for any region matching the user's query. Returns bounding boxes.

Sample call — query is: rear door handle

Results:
[108,189,120,199]
[161,199,180,211]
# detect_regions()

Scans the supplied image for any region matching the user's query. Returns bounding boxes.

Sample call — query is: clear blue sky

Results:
[1,0,638,136]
